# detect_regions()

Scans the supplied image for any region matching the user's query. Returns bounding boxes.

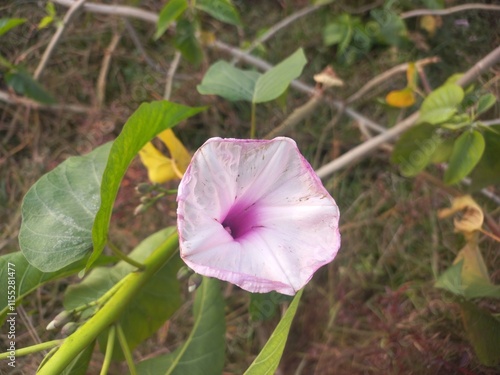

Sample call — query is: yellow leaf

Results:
[438,195,484,234]
[157,129,191,175]
[406,62,417,90]
[420,15,442,37]
[386,87,415,108]
[138,142,177,184]
[454,240,490,287]
[200,31,216,46]
[138,129,192,184]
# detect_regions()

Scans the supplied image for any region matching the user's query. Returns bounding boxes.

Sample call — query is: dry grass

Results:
[1,0,500,374]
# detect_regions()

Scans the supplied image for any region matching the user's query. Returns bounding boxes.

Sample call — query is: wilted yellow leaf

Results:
[157,129,191,175]
[138,129,191,184]
[386,87,415,108]
[406,62,417,90]
[314,66,344,88]
[438,195,484,234]
[139,143,177,184]
[454,239,490,287]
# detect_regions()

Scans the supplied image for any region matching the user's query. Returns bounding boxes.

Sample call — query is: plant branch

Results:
[34,0,88,80]
[37,231,179,375]
[265,94,322,139]
[107,241,145,270]
[233,3,322,63]
[53,0,158,23]
[250,102,257,139]
[457,45,500,88]
[401,4,500,19]
[117,324,137,375]
[47,0,500,204]
[0,340,63,360]
[164,51,182,100]
[123,19,165,73]
[100,325,115,375]
[0,90,91,113]
[346,57,440,104]
[97,31,122,107]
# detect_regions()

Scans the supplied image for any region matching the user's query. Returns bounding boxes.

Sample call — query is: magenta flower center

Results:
[221,200,260,240]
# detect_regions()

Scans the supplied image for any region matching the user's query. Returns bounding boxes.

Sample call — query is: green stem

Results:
[117,324,137,375]
[250,102,257,139]
[0,340,63,360]
[37,231,180,375]
[108,241,146,270]
[99,325,115,375]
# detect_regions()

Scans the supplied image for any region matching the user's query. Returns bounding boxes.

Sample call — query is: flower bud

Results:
[176,266,193,281]
[135,183,152,194]
[188,274,203,293]
[134,204,147,216]
[61,322,78,337]
[46,310,72,330]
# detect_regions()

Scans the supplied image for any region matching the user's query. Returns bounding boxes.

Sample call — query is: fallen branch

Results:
[0,90,91,113]
[401,3,500,19]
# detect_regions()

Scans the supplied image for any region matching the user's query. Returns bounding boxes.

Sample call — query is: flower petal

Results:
[177,137,341,295]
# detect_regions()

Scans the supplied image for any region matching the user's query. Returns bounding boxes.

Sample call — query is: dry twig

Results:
[34,0,88,80]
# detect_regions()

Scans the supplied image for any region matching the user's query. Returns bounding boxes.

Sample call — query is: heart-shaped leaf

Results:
[197,61,260,101]
[197,49,306,104]
[252,49,307,103]
[19,142,112,272]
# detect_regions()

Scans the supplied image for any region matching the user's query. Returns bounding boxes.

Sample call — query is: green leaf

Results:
[0,251,114,325]
[0,18,26,36]
[476,93,496,116]
[391,124,440,177]
[197,61,260,101]
[418,84,464,125]
[460,301,500,366]
[174,19,203,66]
[155,0,187,40]
[370,9,407,47]
[323,14,354,52]
[469,126,500,190]
[38,16,54,30]
[65,228,182,359]
[244,289,303,375]
[197,49,306,104]
[435,261,465,296]
[19,143,113,272]
[196,0,241,26]
[435,260,500,300]
[136,277,225,375]
[430,137,454,164]
[253,48,307,103]
[249,292,292,322]
[5,70,56,104]
[89,101,205,270]
[444,130,485,185]
[46,1,57,17]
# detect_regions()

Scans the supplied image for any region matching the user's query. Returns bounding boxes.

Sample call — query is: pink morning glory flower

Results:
[176,137,341,295]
